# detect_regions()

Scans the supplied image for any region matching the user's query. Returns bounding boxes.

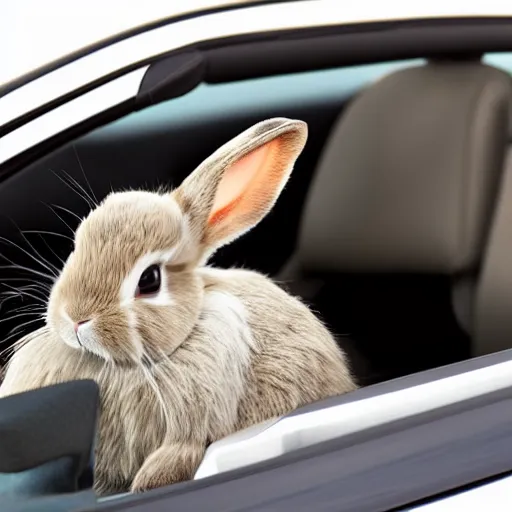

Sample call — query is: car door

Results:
[3,3,512,511]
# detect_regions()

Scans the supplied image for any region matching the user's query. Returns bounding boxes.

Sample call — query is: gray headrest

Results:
[298,61,511,274]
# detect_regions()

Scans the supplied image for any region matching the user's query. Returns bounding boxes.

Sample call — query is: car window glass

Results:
[84,52,512,143]
[84,59,425,142]
[484,51,512,72]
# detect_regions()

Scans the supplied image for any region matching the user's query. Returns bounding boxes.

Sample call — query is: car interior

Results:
[4,29,512,506]
[2,52,512,388]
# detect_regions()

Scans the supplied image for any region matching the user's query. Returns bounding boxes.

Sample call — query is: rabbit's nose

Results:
[74,319,91,333]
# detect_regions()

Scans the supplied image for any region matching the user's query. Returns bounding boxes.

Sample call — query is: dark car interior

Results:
[2,52,512,387]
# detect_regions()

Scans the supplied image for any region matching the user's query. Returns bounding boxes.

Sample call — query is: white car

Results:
[2,1,512,510]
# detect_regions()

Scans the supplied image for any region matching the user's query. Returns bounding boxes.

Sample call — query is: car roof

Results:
[2,0,512,94]
[3,0,512,171]
[0,0,258,88]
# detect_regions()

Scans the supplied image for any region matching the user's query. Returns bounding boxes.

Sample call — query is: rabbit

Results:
[0,117,357,496]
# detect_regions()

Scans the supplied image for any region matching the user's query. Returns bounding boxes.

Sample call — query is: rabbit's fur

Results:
[0,118,357,495]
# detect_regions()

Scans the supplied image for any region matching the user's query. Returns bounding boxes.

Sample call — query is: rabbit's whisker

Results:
[50,203,84,224]
[3,281,50,298]
[43,203,76,235]
[19,283,51,295]
[0,292,45,310]
[17,229,62,275]
[51,169,95,209]
[1,284,47,305]
[34,231,67,267]
[4,217,62,277]
[0,296,46,311]
[0,311,44,326]
[0,326,47,357]
[0,264,55,283]
[22,229,74,243]
[58,168,98,210]
[0,236,58,277]
[1,277,52,286]
[73,144,99,205]
[13,306,46,315]
[9,316,45,336]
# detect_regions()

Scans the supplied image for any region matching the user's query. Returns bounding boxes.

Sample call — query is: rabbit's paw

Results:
[131,443,205,493]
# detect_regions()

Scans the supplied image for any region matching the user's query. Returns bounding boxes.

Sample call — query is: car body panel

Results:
[3,2,512,509]
[196,351,512,479]
[410,475,512,511]
[0,68,148,165]
[0,0,260,88]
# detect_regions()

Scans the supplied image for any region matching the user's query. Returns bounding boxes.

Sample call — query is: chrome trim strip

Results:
[0,67,148,165]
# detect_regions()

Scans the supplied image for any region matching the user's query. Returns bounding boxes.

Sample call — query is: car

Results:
[2,1,512,510]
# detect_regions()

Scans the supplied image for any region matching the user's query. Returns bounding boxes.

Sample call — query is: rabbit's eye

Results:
[136,264,161,296]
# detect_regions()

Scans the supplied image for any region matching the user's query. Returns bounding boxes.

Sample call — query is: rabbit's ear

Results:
[173,118,308,252]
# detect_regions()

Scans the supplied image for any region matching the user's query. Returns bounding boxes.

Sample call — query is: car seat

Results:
[279,58,512,385]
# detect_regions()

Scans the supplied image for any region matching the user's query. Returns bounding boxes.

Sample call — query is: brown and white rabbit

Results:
[0,118,357,495]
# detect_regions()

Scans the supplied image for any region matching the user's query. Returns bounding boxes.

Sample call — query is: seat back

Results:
[282,60,512,384]
[474,148,512,356]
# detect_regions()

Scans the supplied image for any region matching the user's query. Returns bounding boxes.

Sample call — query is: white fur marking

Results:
[76,320,113,362]
[59,308,82,350]
[59,309,112,361]
[171,213,196,265]
[197,290,256,436]
[120,249,175,308]
[125,308,144,362]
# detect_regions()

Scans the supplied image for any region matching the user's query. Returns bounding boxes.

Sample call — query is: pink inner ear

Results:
[208,143,272,226]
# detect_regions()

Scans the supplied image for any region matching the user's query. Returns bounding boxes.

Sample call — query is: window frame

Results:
[4,15,512,179]
[2,2,512,138]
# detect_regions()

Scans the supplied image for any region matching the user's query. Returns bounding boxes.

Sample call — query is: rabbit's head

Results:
[46,118,308,364]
